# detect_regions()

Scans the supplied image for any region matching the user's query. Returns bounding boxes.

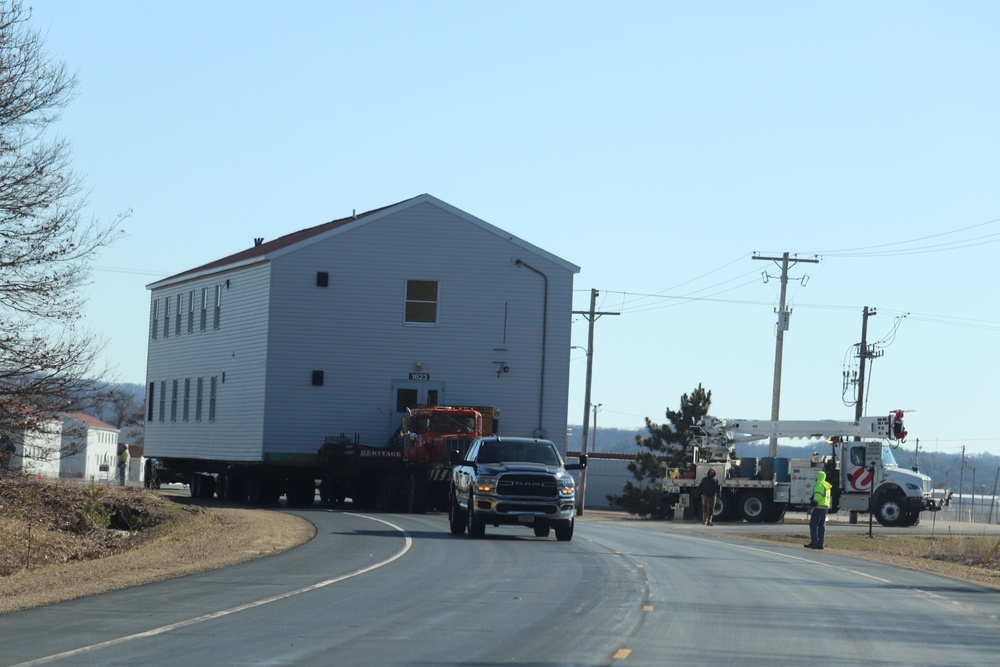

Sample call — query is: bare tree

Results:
[0,1,125,438]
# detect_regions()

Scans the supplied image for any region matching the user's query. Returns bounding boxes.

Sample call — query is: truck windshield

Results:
[427,414,476,433]
[477,442,559,466]
[881,444,898,468]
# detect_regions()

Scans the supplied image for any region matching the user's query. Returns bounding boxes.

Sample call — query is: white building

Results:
[58,412,121,481]
[3,417,62,478]
[144,194,580,464]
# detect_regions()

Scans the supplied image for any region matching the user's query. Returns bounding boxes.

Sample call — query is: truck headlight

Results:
[476,477,498,494]
[905,483,920,492]
[558,478,576,496]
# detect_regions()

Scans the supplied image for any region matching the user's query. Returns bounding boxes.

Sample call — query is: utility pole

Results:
[753,252,819,456]
[591,403,601,453]
[571,288,618,515]
[853,306,882,439]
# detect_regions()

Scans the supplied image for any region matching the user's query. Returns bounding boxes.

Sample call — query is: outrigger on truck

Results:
[661,410,944,526]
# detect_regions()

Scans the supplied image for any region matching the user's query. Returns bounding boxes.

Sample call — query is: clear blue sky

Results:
[30,1,1000,456]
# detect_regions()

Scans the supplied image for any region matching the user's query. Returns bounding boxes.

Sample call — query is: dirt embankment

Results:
[0,478,314,615]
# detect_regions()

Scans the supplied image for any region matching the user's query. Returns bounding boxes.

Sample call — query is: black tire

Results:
[716,491,738,522]
[765,504,787,523]
[287,477,316,507]
[449,496,466,535]
[533,525,551,538]
[554,517,574,542]
[738,491,771,523]
[467,493,485,537]
[874,493,905,527]
[407,472,428,514]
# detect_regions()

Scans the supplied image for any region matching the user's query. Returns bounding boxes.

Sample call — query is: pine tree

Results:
[607,384,712,517]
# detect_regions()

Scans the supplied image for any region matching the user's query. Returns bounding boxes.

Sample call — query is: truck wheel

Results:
[874,493,905,527]
[738,491,770,523]
[765,504,787,523]
[449,496,467,535]
[716,492,738,522]
[533,525,551,538]
[554,518,574,542]
[467,494,485,537]
[407,472,428,514]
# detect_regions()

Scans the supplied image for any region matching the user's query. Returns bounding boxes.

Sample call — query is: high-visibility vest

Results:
[812,481,832,509]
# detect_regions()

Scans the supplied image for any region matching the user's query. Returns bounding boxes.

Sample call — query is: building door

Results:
[390,380,445,431]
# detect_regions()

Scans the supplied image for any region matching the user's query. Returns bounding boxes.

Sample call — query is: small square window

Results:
[311,370,324,386]
[405,279,438,324]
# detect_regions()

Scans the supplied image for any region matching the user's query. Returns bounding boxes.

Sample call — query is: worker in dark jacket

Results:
[805,470,833,549]
[698,468,721,526]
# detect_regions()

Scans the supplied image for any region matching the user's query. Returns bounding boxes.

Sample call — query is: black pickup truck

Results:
[448,436,587,541]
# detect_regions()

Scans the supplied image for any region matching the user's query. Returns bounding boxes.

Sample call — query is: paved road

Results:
[2,509,998,666]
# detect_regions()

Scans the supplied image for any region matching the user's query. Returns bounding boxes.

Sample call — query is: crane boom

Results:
[698,410,906,444]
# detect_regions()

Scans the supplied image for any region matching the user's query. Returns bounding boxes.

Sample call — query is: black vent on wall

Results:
[316,272,329,287]
[311,370,324,386]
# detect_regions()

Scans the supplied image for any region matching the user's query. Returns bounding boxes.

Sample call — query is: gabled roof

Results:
[148,194,579,290]
[60,412,119,431]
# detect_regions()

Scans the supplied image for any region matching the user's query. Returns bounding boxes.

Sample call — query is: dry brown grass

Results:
[0,473,315,614]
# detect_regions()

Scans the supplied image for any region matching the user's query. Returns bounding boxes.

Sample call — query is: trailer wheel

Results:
[407,472,428,514]
[448,495,466,534]
[467,493,485,537]
[738,491,770,523]
[287,477,316,507]
[874,493,905,527]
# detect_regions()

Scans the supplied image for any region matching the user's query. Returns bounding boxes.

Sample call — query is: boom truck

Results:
[147,404,496,513]
[661,410,944,527]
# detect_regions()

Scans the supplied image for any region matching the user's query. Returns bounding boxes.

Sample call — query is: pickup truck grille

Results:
[497,474,558,498]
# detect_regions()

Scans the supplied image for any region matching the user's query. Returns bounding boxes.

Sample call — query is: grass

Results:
[742,531,1000,590]
[0,473,176,577]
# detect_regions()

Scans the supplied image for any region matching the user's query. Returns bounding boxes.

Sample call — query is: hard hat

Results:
[708,468,716,475]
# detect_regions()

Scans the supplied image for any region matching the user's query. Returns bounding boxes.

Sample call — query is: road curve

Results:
[1,509,997,666]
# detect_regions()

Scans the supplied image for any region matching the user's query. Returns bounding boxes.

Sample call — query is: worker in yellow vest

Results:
[118,445,130,486]
[805,470,832,549]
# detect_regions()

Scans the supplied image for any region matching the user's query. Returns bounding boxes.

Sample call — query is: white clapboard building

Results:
[144,194,580,465]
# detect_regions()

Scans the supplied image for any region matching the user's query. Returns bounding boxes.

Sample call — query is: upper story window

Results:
[187,290,195,334]
[404,279,438,325]
[200,287,208,331]
[174,294,182,336]
[213,284,222,329]
[151,299,159,340]
[163,296,171,338]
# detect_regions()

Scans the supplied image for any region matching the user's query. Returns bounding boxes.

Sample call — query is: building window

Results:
[170,380,178,422]
[187,290,194,334]
[159,381,166,422]
[147,383,155,421]
[183,378,191,421]
[209,376,217,421]
[175,294,182,336]
[151,300,159,340]
[404,279,438,325]
[163,296,171,338]
[196,377,203,421]
[200,287,208,331]
[213,284,222,329]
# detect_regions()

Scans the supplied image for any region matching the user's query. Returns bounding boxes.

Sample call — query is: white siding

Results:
[144,197,577,461]
[58,419,119,481]
[261,201,573,452]
[144,263,271,461]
